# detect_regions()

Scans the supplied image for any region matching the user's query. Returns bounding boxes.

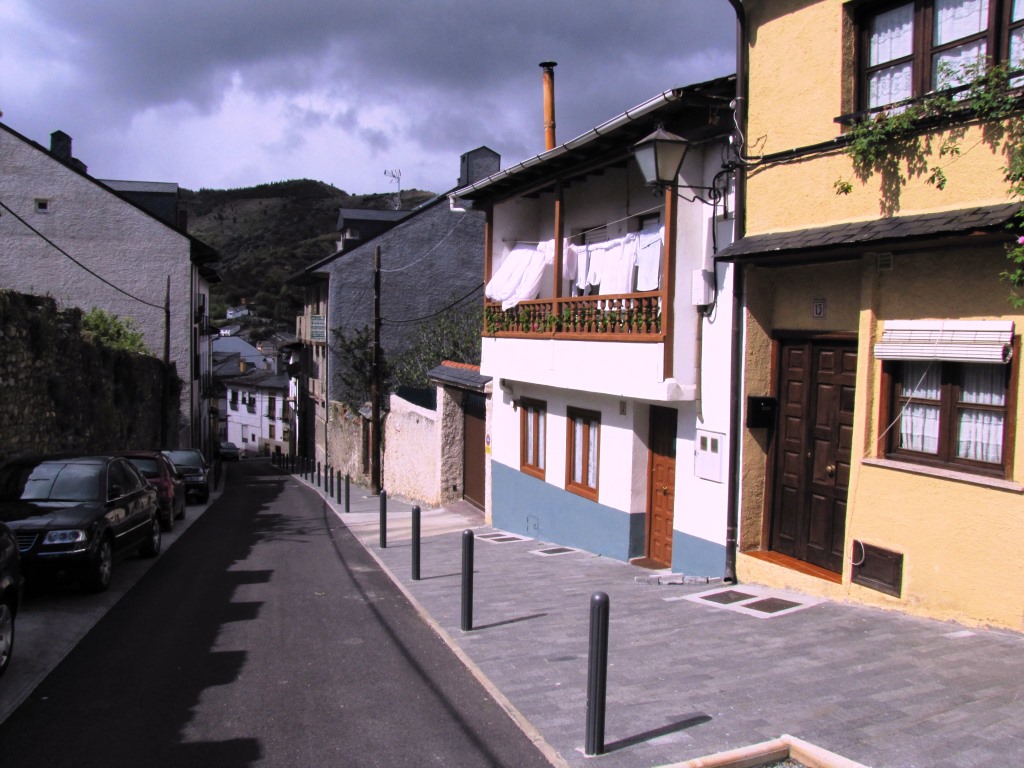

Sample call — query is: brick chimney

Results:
[458,146,500,188]
[49,130,88,173]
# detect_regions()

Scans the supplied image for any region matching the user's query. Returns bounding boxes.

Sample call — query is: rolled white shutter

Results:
[874,320,1014,363]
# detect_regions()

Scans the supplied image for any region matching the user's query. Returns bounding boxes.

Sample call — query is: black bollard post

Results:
[585,591,610,756]
[411,505,421,581]
[317,461,322,487]
[461,529,474,632]
[344,473,350,512]
[379,490,387,548]
[329,467,334,497]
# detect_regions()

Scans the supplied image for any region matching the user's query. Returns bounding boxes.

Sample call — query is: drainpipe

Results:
[724,0,748,584]
[540,61,557,150]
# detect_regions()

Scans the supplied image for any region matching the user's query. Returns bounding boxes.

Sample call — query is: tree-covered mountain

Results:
[182,179,435,328]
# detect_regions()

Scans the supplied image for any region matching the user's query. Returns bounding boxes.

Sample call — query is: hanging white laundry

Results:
[502,239,555,310]
[563,242,578,284]
[598,234,638,294]
[635,225,663,292]
[485,243,535,303]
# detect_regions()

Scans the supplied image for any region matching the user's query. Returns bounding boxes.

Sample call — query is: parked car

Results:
[122,451,185,531]
[217,441,241,462]
[162,449,210,503]
[0,455,161,592]
[0,520,22,677]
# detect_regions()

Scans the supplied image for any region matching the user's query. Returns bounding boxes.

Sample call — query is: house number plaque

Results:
[812,299,826,320]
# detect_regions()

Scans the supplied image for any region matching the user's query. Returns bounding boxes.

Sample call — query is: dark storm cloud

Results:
[5,0,736,191]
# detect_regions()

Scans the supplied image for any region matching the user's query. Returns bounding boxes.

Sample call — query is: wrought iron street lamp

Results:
[632,124,689,191]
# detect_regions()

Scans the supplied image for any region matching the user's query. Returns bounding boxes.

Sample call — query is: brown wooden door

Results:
[770,340,856,574]
[463,392,486,510]
[647,406,677,568]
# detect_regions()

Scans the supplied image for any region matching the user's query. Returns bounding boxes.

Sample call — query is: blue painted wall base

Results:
[492,462,644,561]
[673,530,727,578]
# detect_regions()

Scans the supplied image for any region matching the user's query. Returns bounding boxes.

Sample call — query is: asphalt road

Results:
[0,460,553,768]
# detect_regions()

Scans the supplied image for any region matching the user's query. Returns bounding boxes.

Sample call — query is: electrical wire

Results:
[381,281,484,326]
[0,197,165,310]
[380,212,468,274]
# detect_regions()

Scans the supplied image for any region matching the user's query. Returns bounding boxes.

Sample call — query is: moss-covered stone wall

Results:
[0,290,181,464]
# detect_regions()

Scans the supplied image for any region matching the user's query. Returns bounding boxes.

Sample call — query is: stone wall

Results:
[384,393,441,505]
[0,290,180,464]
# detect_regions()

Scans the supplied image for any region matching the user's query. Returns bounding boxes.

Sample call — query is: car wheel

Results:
[87,537,113,593]
[160,507,174,533]
[0,599,14,677]
[140,518,161,558]
[175,497,186,520]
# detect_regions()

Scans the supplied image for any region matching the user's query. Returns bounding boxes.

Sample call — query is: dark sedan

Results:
[0,455,161,592]
[162,449,210,503]
[0,520,22,676]
[122,451,185,531]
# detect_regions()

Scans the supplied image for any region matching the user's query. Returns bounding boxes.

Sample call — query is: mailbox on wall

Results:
[746,396,777,429]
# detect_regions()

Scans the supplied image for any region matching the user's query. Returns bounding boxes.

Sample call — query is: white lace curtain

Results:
[869,3,914,108]
[572,416,597,488]
[933,0,989,88]
[898,361,1005,463]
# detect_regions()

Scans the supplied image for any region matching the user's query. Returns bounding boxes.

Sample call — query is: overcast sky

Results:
[1,1,737,196]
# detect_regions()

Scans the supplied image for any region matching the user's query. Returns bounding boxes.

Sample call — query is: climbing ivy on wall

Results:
[832,61,1024,305]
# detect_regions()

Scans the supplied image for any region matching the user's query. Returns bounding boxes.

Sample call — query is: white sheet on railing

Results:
[635,225,664,292]
[486,240,555,310]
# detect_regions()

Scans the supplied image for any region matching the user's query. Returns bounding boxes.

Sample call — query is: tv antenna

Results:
[385,169,402,210]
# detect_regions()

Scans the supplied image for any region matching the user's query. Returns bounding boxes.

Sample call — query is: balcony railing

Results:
[483,294,663,340]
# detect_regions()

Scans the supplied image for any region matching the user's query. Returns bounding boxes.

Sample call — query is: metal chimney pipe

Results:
[540,61,557,150]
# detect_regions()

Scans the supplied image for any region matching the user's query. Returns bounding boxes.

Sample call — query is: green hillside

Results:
[182,180,436,329]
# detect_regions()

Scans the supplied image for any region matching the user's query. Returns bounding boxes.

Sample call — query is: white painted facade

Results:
[468,83,738,575]
[225,377,290,457]
[0,123,215,450]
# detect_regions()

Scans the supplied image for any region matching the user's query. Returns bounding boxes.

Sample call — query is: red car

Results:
[122,452,185,531]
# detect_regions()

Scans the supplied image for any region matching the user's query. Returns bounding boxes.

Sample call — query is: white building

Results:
[224,370,291,457]
[452,76,739,576]
[0,124,219,451]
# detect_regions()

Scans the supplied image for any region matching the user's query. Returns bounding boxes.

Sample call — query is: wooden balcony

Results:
[483,293,663,341]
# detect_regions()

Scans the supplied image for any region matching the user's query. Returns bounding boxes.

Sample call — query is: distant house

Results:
[226,305,251,320]
[0,123,220,452]
[290,146,499,501]
[224,369,290,457]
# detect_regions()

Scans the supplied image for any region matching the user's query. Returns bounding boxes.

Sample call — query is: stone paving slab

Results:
[298,473,1024,768]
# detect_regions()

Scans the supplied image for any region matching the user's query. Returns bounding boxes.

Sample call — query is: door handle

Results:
[825,464,836,477]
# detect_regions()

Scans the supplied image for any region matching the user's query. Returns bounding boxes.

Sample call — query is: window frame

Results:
[882,357,1017,479]
[565,407,601,501]
[856,0,1021,111]
[519,398,547,480]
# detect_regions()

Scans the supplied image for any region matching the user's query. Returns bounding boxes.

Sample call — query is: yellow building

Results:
[718,0,1024,630]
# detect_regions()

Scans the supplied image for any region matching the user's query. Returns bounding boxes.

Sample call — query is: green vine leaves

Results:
[833,60,1024,304]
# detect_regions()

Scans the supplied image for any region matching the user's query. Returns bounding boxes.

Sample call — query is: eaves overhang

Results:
[715,202,1022,266]
[452,75,735,205]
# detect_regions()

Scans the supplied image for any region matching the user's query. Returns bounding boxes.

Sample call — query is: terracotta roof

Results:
[428,361,490,392]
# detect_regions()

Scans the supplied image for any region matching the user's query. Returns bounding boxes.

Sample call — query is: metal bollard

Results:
[411,505,421,581]
[329,468,334,497]
[317,461,321,487]
[379,491,387,548]
[344,474,350,512]
[585,591,610,756]
[461,529,474,632]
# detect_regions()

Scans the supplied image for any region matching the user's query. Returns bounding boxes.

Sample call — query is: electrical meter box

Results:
[695,429,725,483]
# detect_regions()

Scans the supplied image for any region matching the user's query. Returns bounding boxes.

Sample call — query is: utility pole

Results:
[370,244,382,494]
[161,276,171,448]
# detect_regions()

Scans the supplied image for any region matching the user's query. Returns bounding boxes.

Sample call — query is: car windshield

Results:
[0,462,101,502]
[128,458,160,478]
[165,450,203,468]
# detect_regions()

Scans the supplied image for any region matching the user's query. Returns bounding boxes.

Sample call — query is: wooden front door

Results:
[770,339,856,574]
[647,406,677,568]
[462,392,486,510]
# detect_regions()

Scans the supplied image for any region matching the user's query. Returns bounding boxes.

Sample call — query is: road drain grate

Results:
[475,531,530,544]
[667,585,824,619]
[530,546,578,557]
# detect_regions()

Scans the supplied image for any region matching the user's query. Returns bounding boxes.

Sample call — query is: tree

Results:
[391,300,483,391]
[331,324,389,409]
[81,308,149,354]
